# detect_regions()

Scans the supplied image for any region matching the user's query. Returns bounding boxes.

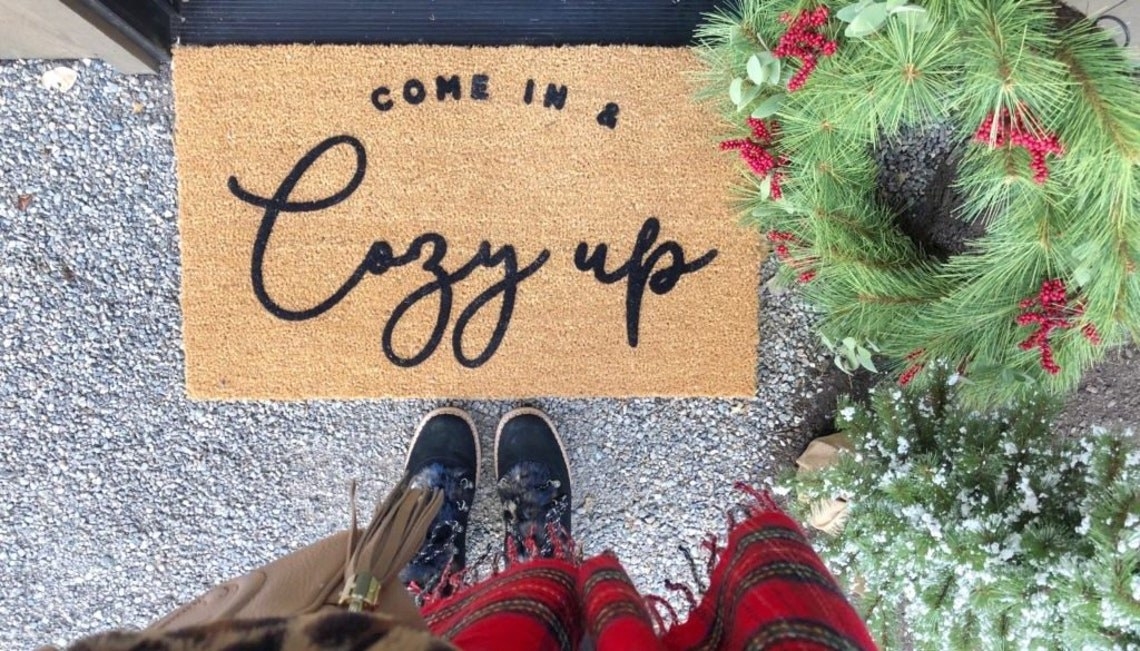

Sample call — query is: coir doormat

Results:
[173,45,760,399]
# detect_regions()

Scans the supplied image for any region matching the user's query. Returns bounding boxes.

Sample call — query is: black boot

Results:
[399,408,479,595]
[494,408,572,561]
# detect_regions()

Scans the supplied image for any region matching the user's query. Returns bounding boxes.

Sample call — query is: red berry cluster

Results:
[1015,278,1099,375]
[765,230,817,282]
[1082,323,1101,345]
[766,230,797,259]
[974,107,1063,184]
[721,118,787,198]
[898,349,925,386]
[774,7,837,92]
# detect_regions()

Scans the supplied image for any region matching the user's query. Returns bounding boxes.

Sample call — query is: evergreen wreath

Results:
[696,0,1140,405]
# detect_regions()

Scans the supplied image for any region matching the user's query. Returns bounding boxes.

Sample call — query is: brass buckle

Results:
[338,573,381,612]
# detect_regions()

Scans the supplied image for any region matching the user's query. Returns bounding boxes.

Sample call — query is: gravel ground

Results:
[0,59,830,650]
[1055,343,1140,438]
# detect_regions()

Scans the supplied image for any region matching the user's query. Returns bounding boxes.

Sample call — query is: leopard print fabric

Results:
[61,611,458,651]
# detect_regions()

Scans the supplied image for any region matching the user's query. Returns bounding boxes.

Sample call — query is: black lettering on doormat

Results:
[371,73,618,128]
[402,78,427,104]
[371,86,394,111]
[226,132,712,367]
[574,218,717,348]
[542,83,568,109]
[471,73,491,100]
[436,75,462,101]
[227,135,550,369]
[596,102,620,129]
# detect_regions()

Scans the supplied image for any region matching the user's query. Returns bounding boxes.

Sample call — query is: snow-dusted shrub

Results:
[782,372,1139,650]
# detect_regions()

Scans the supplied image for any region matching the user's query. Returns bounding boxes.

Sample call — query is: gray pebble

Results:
[874,120,960,213]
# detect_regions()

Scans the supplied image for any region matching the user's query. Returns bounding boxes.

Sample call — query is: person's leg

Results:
[422,407,582,651]
[422,557,581,651]
[661,487,876,651]
[578,552,664,651]
[400,408,480,596]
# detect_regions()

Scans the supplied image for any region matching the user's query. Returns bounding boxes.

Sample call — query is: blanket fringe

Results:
[417,526,578,608]
[644,594,680,633]
[419,484,780,626]
[644,483,783,632]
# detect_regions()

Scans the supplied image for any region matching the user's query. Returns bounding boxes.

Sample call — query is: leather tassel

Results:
[339,481,443,612]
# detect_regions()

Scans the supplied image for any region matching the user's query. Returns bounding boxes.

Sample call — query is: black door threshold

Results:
[173,0,719,47]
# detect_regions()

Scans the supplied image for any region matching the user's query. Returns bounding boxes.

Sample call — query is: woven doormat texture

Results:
[173,45,760,399]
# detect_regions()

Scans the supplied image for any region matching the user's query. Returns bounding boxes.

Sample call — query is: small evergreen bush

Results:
[781,372,1140,649]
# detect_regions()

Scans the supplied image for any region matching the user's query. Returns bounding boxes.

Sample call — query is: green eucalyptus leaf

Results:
[842,337,857,350]
[766,57,782,85]
[758,174,773,200]
[747,55,767,86]
[835,356,856,374]
[846,1,889,38]
[754,51,778,67]
[857,348,877,372]
[1069,241,1098,288]
[729,77,745,106]
[893,6,931,31]
[751,93,784,118]
[739,83,762,110]
[836,0,872,23]
[885,0,908,9]
[1072,265,1093,288]
[844,20,872,38]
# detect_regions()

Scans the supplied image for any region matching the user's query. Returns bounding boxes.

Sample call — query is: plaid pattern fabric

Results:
[422,495,876,651]
[661,507,876,651]
[578,552,662,649]
[422,559,583,651]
